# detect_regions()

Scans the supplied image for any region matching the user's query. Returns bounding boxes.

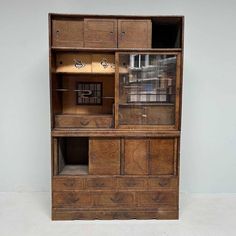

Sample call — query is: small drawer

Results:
[148,177,178,189]
[55,115,113,128]
[117,177,147,189]
[56,53,92,73]
[92,54,115,73]
[136,191,177,207]
[53,177,84,191]
[85,178,116,190]
[93,191,134,207]
[53,191,92,208]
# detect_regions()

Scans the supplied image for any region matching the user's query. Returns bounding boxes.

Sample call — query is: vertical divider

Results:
[53,138,58,175]
[114,52,119,128]
[147,137,151,175]
[120,137,125,175]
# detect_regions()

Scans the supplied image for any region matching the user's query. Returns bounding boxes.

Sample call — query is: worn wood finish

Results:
[89,138,121,175]
[124,139,148,175]
[52,18,84,47]
[55,114,113,128]
[50,13,184,220]
[84,19,117,48]
[118,19,152,48]
[150,138,176,175]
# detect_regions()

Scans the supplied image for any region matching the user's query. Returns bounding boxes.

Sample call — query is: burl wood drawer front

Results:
[117,177,147,189]
[136,191,177,207]
[89,138,121,175]
[55,115,113,128]
[124,139,148,175]
[85,178,116,190]
[150,138,177,175]
[56,53,92,73]
[53,178,84,191]
[93,192,134,207]
[118,19,151,48]
[53,192,92,208]
[84,19,117,48]
[52,18,84,47]
[148,177,178,189]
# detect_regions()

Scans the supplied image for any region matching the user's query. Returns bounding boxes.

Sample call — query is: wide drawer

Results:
[55,115,113,128]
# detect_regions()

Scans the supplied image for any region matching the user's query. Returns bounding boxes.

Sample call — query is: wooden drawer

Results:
[53,178,84,191]
[124,139,148,175]
[119,107,143,125]
[118,19,151,48]
[52,18,84,47]
[117,177,147,189]
[53,191,92,208]
[136,191,177,207]
[93,191,134,207]
[56,53,92,73]
[148,177,178,189]
[89,138,121,175]
[85,178,116,190]
[92,54,115,73]
[84,18,117,48]
[55,115,113,128]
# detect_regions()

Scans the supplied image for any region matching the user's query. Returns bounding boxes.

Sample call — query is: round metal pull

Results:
[74,59,86,69]
[100,58,109,69]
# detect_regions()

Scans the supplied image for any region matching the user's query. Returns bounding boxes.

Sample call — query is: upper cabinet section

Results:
[84,19,117,48]
[50,15,183,50]
[118,19,151,48]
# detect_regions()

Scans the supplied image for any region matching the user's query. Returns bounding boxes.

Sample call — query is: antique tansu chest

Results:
[49,13,184,220]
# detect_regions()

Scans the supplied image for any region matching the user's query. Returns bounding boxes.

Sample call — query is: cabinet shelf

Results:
[59,165,88,175]
[119,103,174,106]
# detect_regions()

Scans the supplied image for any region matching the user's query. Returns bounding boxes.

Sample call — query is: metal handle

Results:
[74,59,86,69]
[100,58,109,68]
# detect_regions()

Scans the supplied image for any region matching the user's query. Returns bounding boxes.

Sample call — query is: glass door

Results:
[117,53,180,128]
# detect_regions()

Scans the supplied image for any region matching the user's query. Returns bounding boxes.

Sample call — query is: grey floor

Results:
[0,192,236,236]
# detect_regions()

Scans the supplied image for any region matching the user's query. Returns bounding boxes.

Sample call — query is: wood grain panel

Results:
[84,19,117,48]
[89,138,120,175]
[52,18,84,47]
[150,138,176,175]
[124,139,148,175]
[118,19,151,48]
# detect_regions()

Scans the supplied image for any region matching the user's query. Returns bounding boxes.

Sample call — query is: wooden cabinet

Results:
[118,19,152,48]
[49,14,184,220]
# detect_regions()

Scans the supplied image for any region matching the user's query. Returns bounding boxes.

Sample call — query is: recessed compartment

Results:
[152,17,182,48]
[58,137,89,175]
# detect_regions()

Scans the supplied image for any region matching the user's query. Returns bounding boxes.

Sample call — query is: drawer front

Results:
[84,19,117,48]
[52,19,84,47]
[124,139,148,175]
[150,138,177,175]
[92,54,115,73]
[56,53,92,73]
[117,177,147,189]
[136,191,177,207]
[55,115,113,128]
[148,177,178,189]
[119,107,143,125]
[85,178,116,190]
[93,192,134,207]
[53,191,92,208]
[89,138,121,175]
[53,178,84,191]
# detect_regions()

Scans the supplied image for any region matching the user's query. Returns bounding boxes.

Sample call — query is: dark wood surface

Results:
[49,13,184,220]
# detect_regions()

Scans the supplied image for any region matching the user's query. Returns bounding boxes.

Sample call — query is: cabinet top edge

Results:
[49,13,184,20]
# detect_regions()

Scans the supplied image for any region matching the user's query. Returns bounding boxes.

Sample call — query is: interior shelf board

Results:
[59,165,88,176]
[119,102,175,106]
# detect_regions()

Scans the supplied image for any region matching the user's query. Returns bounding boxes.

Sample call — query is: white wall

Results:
[0,0,236,193]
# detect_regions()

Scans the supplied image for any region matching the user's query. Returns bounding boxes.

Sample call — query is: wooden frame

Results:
[49,13,184,220]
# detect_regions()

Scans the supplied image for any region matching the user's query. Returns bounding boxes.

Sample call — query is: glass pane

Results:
[119,54,176,125]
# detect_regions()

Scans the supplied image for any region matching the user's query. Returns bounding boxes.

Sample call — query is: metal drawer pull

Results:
[74,59,86,69]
